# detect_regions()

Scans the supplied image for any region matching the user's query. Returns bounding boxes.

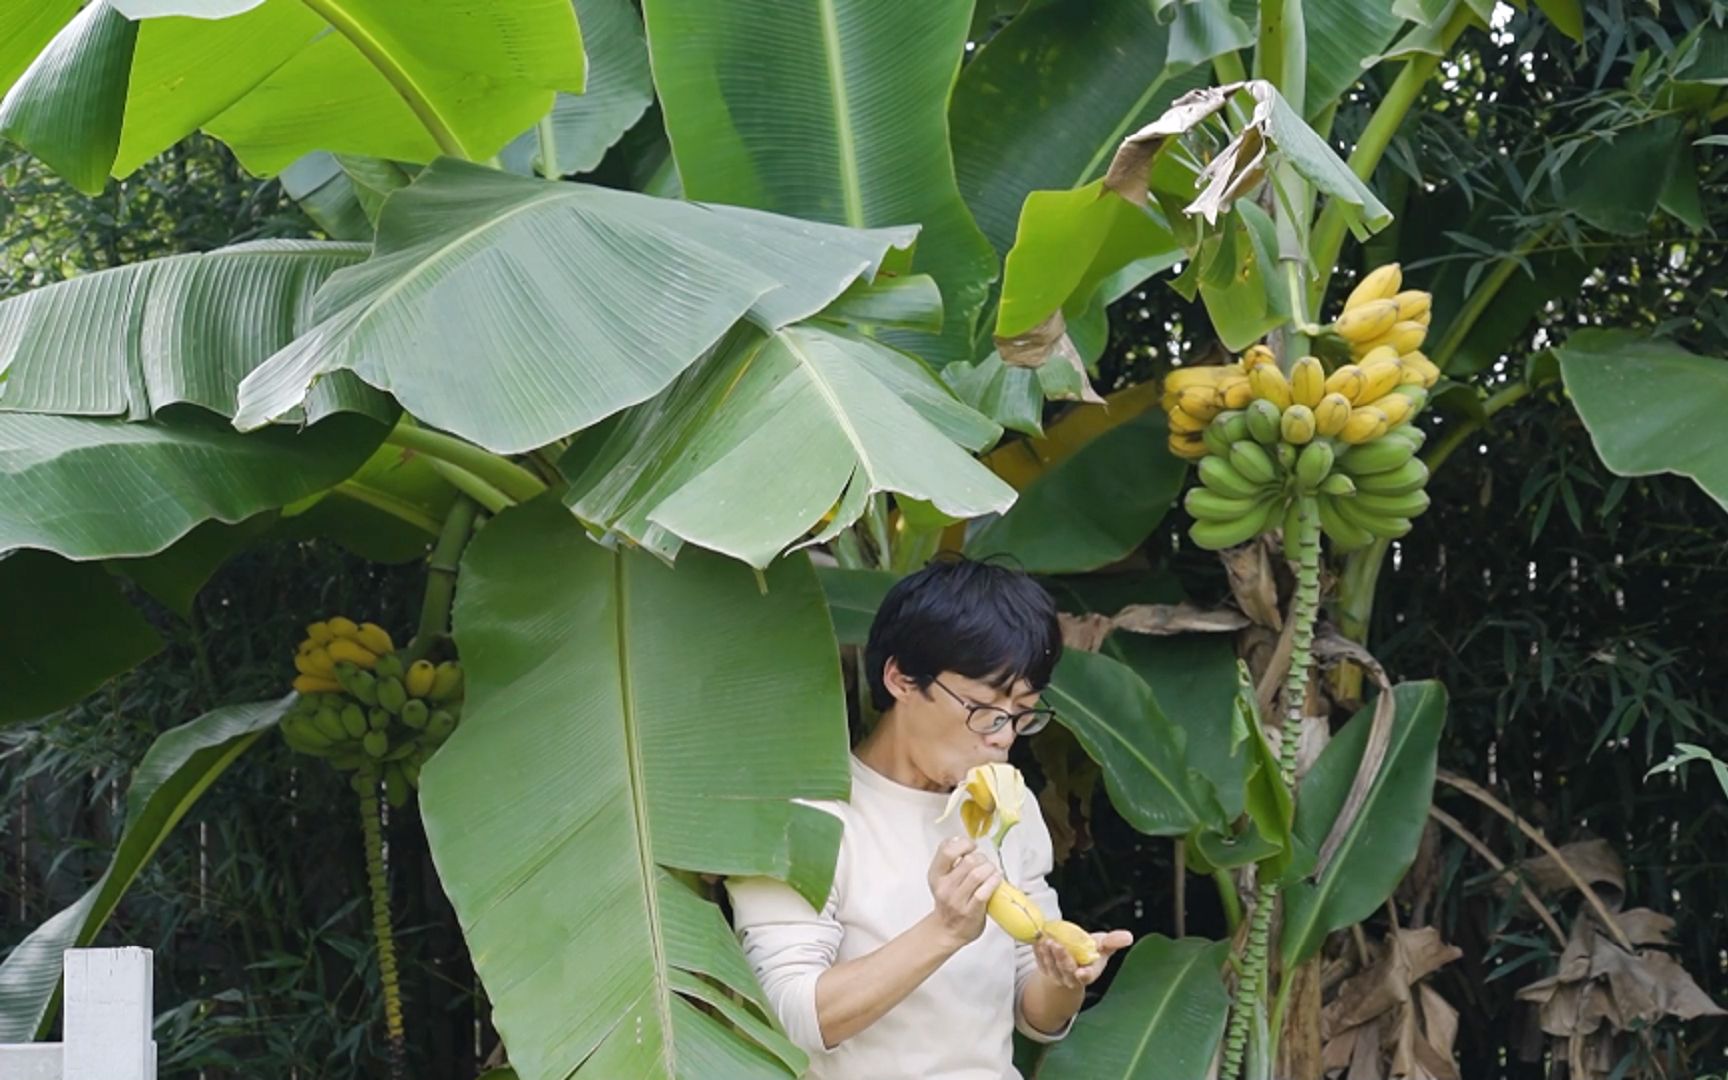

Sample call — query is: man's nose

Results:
[985,725,1016,752]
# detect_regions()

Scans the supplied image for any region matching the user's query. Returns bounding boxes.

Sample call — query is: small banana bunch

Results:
[940,764,1100,966]
[1159,263,1439,553]
[280,617,465,806]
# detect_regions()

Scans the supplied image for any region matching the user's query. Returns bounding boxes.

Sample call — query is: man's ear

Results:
[881,656,919,703]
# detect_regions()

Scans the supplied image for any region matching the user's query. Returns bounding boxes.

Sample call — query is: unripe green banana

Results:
[426,709,458,743]
[1354,488,1431,519]
[403,759,423,790]
[1319,473,1357,496]
[369,707,391,732]
[374,653,405,681]
[377,677,408,714]
[1275,442,1298,476]
[363,730,389,759]
[1189,496,1277,550]
[1293,440,1335,492]
[1218,411,1251,446]
[1281,498,1303,562]
[1317,495,1375,551]
[1383,424,1427,450]
[1186,487,1269,522]
[1229,442,1278,486]
[384,764,410,809]
[341,704,369,740]
[1353,458,1428,495]
[1244,399,1283,446]
[1202,418,1234,458]
[401,698,431,731]
[350,670,379,707]
[1199,456,1265,500]
[313,706,347,742]
[1333,494,1413,539]
[333,661,362,695]
[1338,437,1416,476]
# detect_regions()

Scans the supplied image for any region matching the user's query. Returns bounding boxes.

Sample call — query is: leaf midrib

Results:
[1118,943,1214,1078]
[816,0,866,227]
[1049,682,1203,829]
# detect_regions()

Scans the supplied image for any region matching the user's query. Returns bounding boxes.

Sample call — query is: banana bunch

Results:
[1159,263,1441,553]
[940,764,1101,966]
[280,617,466,807]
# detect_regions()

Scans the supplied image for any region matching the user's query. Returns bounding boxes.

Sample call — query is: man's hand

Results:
[1030,928,1134,990]
[925,836,1001,950]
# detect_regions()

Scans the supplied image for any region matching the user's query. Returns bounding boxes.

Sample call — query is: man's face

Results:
[883,659,1043,789]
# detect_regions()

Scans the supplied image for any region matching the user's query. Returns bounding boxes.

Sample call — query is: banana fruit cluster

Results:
[987,882,1101,966]
[281,617,465,807]
[1160,263,1438,553]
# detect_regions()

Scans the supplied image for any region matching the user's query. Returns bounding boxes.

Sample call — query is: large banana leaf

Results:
[1033,935,1231,1080]
[1044,649,1227,837]
[642,0,996,366]
[0,550,163,727]
[814,566,899,646]
[233,159,920,454]
[0,412,381,560]
[1557,330,1728,514]
[0,240,382,421]
[499,0,652,179]
[277,439,455,564]
[1280,681,1446,968]
[1111,633,1246,820]
[0,0,585,189]
[966,410,1185,574]
[0,695,288,1041]
[562,324,1013,569]
[420,502,851,1080]
[1302,0,1405,116]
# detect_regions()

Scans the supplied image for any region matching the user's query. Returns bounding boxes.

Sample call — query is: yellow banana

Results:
[1378,392,1416,427]
[1356,357,1404,404]
[1248,364,1293,409]
[1176,386,1223,421]
[1393,289,1431,325]
[326,616,361,639]
[1241,344,1277,371]
[305,621,334,645]
[327,638,379,669]
[1218,373,1253,410]
[1168,431,1209,461]
[1168,407,1207,434]
[1339,406,1390,444]
[406,660,437,698]
[1344,263,1402,310]
[357,622,395,656]
[1399,351,1441,388]
[1314,393,1352,437]
[1042,920,1101,966]
[294,649,336,680]
[1358,344,1401,368]
[1324,364,1365,401]
[1356,321,1427,357]
[1289,355,1326,408]
[1334,299,1399,343]
[987,883,1045,943]
[1280,404,1317,445]
[293,674,343,694]
[1164,366,1227,393]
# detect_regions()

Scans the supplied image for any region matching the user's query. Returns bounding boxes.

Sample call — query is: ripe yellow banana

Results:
[406,660,437,698]
[1393,289,1431,325]
[1165,366,1227,393]
[1344,264,1402,310]
[1176,385,1223,421]
[1248,365,1293,409]
[1339,406,1390,445]
[1289,356,1325,408]
[326,616,360,640]
[1356,358,1404,404]
[1280,404,1317,445]
[1167,431,1209,461]
[1042,920,1101,966]
[1377,392,1416,427]
[1334,299,1399,344]
[988,883,1045,943]
[1314,393,1352,437]
[1399,351,1441,388]
[1324,364,1365,401]
[1218,373,1253,409]
[293,674,343,694]
[295,649,335,679]
[357,622,395,656]
[1168,407,1207,434]
[305,621,334,645]
[327,638,379,669]
[1356,321,1427,357]
[1241,344,1276,371]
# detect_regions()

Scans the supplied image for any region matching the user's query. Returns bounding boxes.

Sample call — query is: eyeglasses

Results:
[929,678,1056,736]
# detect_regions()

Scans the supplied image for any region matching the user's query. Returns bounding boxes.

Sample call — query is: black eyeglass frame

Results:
[928,677,1056,736]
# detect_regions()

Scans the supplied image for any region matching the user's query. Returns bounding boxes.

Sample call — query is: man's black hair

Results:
[864,554,1062,712]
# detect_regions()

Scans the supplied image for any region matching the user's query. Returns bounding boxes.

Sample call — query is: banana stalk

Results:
[356,764,408,1080]
[1220,496,1319,1080]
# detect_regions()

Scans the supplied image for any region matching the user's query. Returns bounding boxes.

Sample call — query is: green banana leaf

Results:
[0,695,289,1041]
[420,502,851,1080]
[815,567,900,646]
[1302,0,1405,117]
[278,152,376,242]
[966,411,1186,574]
[0,239,382,421]
[499,0,652,179]
[0,412,381,561]
[1280,680,1447,968]
[642,0,996,366]
[2,0,584,188]
[1044,649,1227,837]
[1108,633,1246,820]
[562,324,1013,569]
[232,159,919,454]
[0,551,163,727]
[1033,935,1232,1079]
[1557,329,1728,514]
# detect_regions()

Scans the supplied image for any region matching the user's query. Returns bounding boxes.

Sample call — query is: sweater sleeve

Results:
[725,806,848,1056]
[1012,803,1076,1044]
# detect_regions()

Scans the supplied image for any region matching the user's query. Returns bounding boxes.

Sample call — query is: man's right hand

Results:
[926,836,1002,950]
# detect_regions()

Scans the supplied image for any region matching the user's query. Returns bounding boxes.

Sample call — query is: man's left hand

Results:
[1031,928,1134,990]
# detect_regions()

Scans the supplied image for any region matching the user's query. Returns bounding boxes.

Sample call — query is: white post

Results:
[62,947,155,1080]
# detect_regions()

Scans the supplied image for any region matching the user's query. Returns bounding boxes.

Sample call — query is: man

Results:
[727,557,1134,1078]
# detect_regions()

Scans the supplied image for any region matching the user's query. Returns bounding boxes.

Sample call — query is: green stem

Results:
[1214,869,1244,933]
[334,481,444,536]
[426,459,511,515]
[356,764,407,1079]
[301,0,470,161]
[536,113,560,179]
[1214,50,1249,86]
[1307,1,1475,308]
[1429,223,1558,371]
[385,421,547,504]
[865,495,894,572]
[408,496,479,663]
